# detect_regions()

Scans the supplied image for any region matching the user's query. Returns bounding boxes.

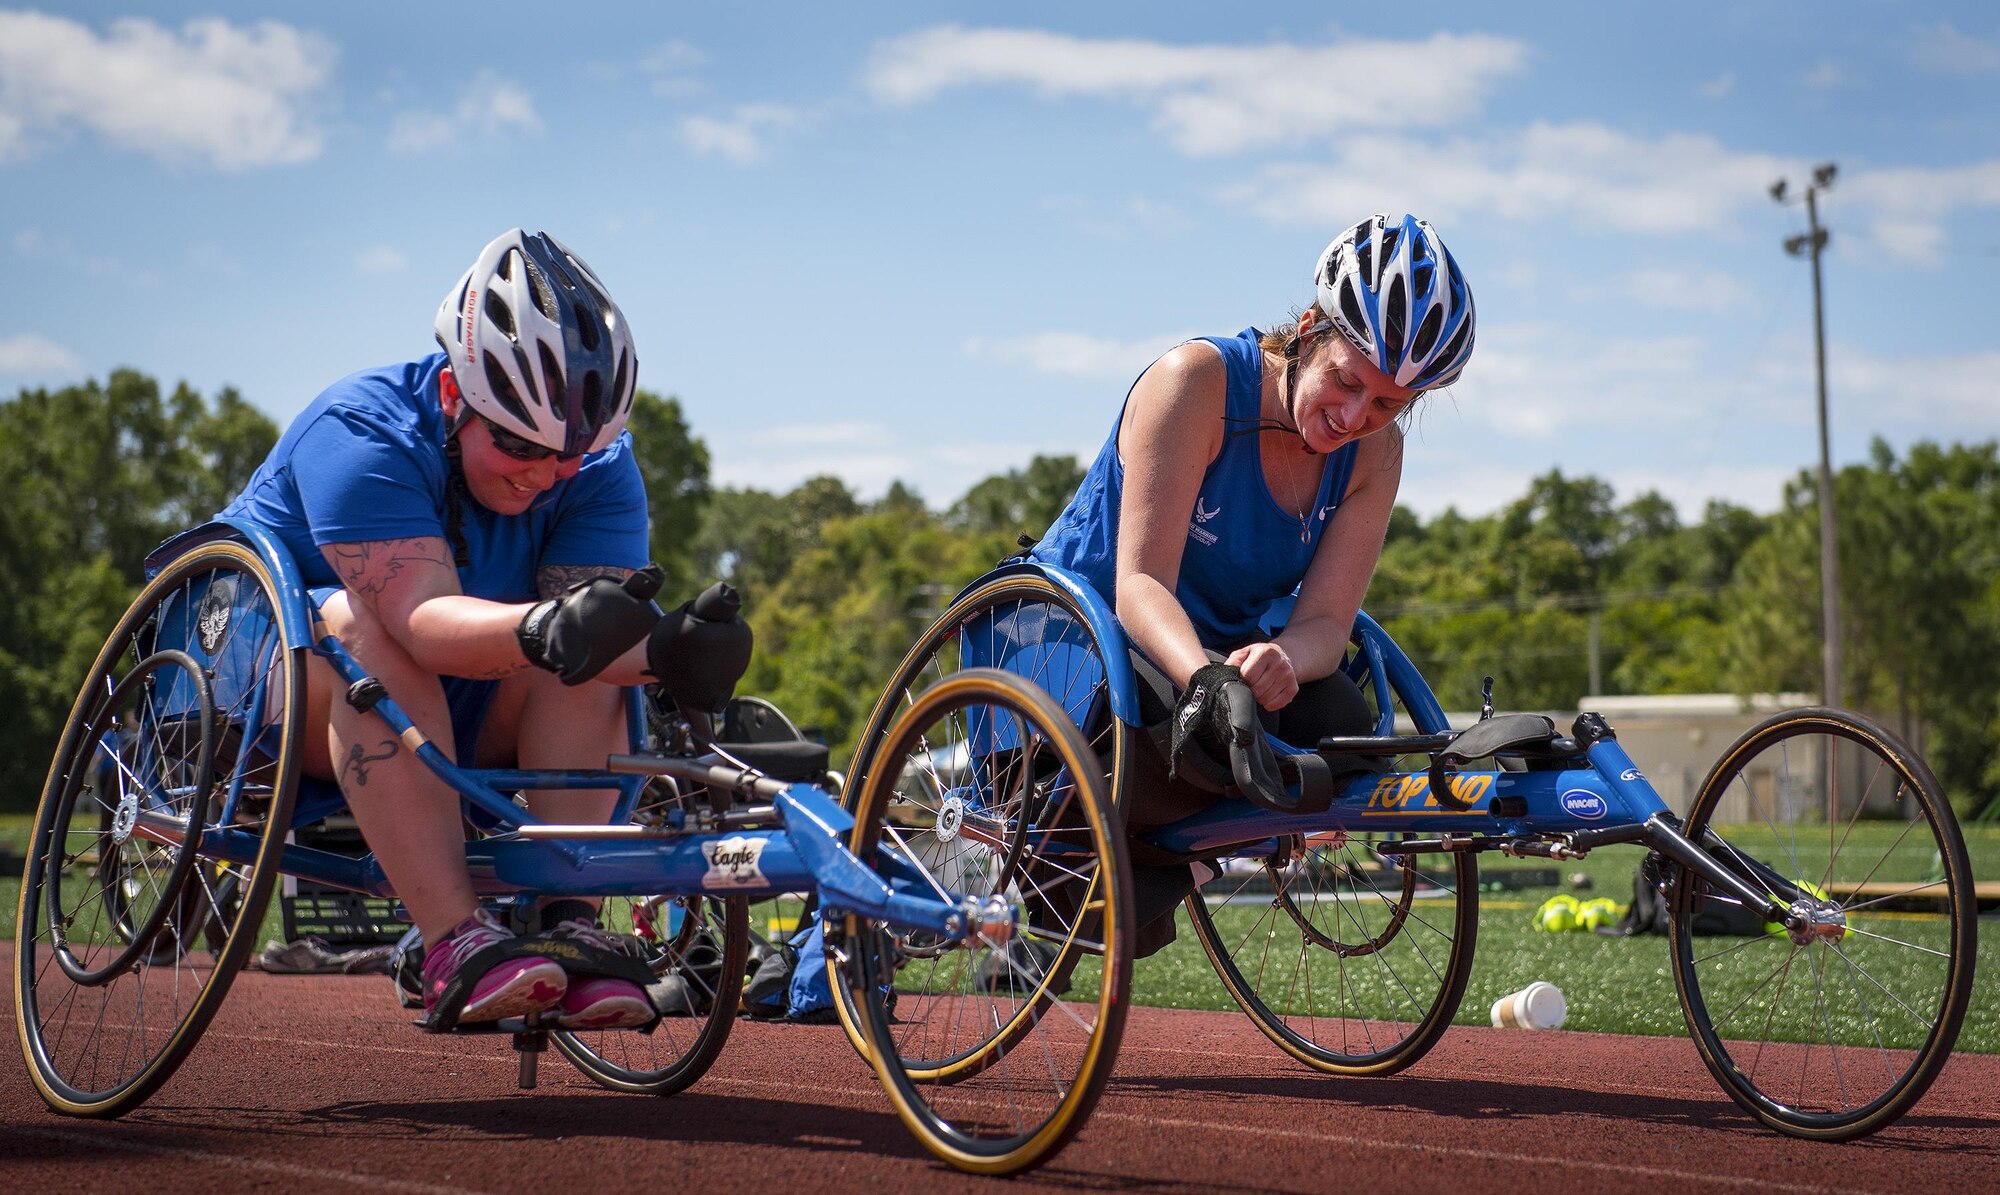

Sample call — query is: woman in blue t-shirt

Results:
[1031,214,1477,951]
[221,230,677,1031]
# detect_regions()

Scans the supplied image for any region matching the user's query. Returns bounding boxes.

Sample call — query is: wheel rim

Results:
[842,670,1129,1174]
[1189,831,1477,1074]
[15,544,301,1113]
[834,578,1128,1056]
[1672,709,1977,1137]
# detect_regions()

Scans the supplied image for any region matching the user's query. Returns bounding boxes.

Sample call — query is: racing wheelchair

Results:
[12,520,1134,1176]
[830,560,1979,1142]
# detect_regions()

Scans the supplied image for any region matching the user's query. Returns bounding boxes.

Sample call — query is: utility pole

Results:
[1770,164,1842,715]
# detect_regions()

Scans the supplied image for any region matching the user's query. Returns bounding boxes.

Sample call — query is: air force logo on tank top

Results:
[1189,498,1222,546]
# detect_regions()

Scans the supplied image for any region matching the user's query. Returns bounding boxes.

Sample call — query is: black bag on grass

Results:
[1597,853,1768,937]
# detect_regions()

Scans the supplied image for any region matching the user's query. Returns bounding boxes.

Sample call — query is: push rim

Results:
[840,669,1130,1175]
[15,540,302,1116]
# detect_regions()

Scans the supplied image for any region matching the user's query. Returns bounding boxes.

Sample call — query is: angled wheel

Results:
[833,570,1132,1055]
[1670,707,1976,1140]
[836,669,1131,1176]
[15,539,303,1116]
[551,892,748,1095]
[1188,833,1476,1075]
[1188,615,1476,1075]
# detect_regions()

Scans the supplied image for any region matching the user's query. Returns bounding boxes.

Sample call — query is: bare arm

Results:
[323,537,536,679]
[1113,343,1228,689]
[1268,424,1403,682]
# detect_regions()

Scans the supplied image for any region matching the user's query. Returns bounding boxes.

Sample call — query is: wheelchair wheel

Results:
[1187,833,1477,1075]
[552,893,748,1095]
[836,669,1131,1176]
[1670,707,1976,1140]
[833,571,1131,1051]
[15,539,303,1116]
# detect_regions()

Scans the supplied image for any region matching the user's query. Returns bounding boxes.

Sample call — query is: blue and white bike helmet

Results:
[1313,214,1475,390]
[434,229,638,456]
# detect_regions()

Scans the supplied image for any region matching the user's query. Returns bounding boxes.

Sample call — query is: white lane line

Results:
[1082,1110,1898,1195]
[7,1124,500,1195]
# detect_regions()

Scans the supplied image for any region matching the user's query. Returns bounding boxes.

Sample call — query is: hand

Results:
[518,564,664,685]
[1226,641,1298,711]
[647,581,753,715]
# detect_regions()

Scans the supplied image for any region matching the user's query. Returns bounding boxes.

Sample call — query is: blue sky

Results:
[2,3,1995,518]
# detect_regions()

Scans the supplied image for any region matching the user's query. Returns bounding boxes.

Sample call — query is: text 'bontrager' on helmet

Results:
[434,229,638,456]
[1314,214,1474,391]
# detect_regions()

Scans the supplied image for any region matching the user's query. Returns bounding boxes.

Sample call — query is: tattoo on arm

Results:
[340,739,400,788]
[329,538,456,604]
[537,563,635,600]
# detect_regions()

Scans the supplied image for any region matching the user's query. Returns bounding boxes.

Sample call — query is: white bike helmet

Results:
[434,229,637,455]
[1314,214,1475,390]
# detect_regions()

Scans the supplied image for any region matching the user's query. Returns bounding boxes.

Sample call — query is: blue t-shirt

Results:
[221,352,649,602]
[1032,329,1357,647]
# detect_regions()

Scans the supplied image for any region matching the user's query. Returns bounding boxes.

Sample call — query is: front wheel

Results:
[551,893,748,1095]
[1670,707,1977,1139]
[837,669,1131,1176]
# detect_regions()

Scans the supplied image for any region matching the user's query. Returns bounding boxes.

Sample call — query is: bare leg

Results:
[302,591,476,946]
[479,668,630,923]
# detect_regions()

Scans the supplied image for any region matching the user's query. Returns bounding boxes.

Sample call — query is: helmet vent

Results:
[538,343,566,409]
[523,257,559,321]
[1384,275,1408,350]
[1436,318,1473,377]
[1379,226,1401,263]
[482,351,534,425]
[574,303,600,352]
[580,371,605,431]
[1412,304,1444,361]
[611,351,630,416]
[1355,241,1374,283]
[1413,263,1434,296]
[484,291,516,339]
[1338,279,1367,339]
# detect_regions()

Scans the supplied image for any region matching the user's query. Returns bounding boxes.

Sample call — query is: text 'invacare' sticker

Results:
[702,836,768,888]
[1559,789,1609,820]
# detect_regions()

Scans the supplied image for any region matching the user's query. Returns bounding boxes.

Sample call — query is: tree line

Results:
[3,371,1995,819]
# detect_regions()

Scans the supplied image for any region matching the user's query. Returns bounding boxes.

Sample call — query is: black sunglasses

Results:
[480,415,581,463]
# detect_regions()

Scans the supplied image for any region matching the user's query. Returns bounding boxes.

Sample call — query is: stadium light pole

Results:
[1769,164,1842,716]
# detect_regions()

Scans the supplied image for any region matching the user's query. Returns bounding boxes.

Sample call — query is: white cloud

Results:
[963,330,1200,380]
[680,104,799,163]
[1228,123,1792,236]
[388,72,541,155]
[1912,22,2000,74]
[0,11,332,169]
[1598,267,1752,313]
[1696,72,1735,99]
[1800,60,1846,89]
[864,26,1529,155]
[0,332,80,373]
[356,246,407,274]
[641,40,708,98]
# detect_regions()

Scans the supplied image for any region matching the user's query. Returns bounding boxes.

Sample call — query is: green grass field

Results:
[4,813,1993,1053]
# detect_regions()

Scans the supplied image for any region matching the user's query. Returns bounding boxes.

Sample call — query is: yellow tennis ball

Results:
[1580,898,1619,931]
[1764,880,1836,937]
[1535,894,1580,932]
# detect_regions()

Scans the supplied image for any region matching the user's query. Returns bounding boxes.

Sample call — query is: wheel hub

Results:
[1786,898,1849,946]
[112,789,139,843]
[935,795,965,842]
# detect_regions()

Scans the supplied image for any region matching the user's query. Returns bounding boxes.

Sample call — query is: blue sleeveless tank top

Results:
[1032,328,1358,647]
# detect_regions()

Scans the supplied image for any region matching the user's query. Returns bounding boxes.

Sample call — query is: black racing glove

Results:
[647,581,753,715]
[517,564,664,685]
[1170,663,1245,782]
[1171,662,1289,809]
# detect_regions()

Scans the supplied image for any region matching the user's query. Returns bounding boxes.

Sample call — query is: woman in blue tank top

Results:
[1035,212,1477,820]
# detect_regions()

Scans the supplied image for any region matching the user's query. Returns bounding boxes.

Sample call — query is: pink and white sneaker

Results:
[545,918,655,1030]
[422,908,566,1024]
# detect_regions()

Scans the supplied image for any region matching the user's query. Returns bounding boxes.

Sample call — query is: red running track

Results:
[4,947,1996,1194]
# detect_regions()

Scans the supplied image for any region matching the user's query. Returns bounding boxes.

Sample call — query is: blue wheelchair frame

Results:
[951,560,1793,922]
[138,519,989,942]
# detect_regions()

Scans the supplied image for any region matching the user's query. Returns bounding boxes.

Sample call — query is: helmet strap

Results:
[1282,332,1319,456]
[441,435,473,568]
